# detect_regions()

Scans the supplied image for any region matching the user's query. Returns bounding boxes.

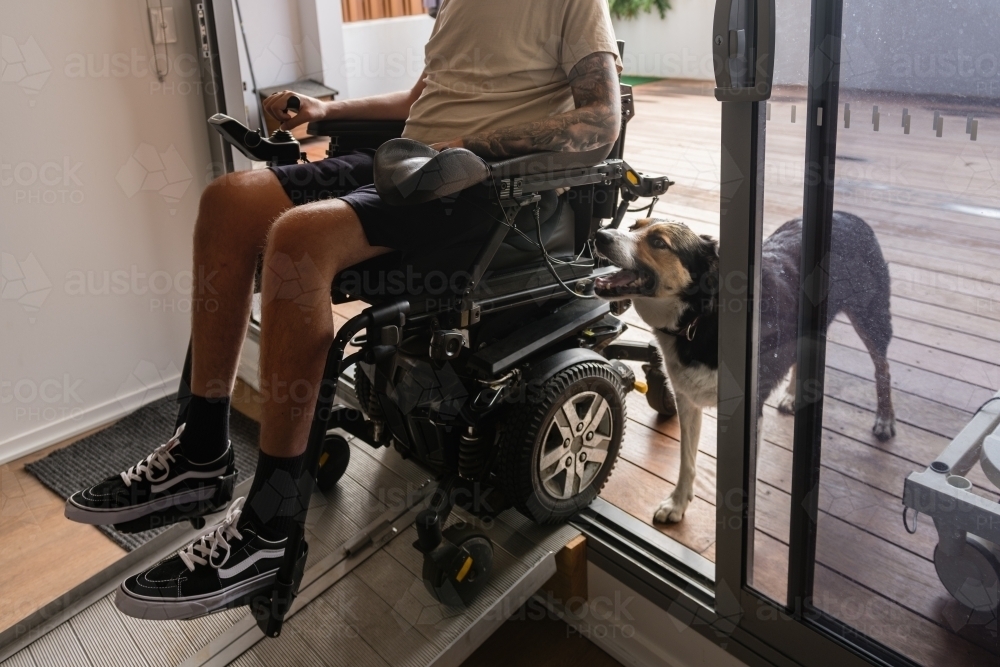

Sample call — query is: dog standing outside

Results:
[594,212,896,523]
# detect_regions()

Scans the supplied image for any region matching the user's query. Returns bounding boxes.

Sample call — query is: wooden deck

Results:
[596,79,999,665]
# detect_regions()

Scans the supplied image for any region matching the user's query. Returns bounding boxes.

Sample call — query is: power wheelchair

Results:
[132,54,678,637]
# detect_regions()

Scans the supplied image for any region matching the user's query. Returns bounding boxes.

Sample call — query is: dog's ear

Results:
[699,235,721,299]
[629,218,653,231]
[700,234,719,259]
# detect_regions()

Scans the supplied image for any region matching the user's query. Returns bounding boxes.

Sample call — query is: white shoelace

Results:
[119,423,186,487]
[178,497,245,572]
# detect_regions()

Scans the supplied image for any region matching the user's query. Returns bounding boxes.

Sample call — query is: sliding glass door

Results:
[716,0,1000,664]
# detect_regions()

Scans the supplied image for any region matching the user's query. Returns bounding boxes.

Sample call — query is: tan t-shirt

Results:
[402,0,623,145]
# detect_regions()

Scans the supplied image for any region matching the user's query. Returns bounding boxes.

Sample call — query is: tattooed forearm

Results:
[461,52,621,159]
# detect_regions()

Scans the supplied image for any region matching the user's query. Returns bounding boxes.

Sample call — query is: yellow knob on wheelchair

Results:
[456,556,474,582]
[634,380,648,394]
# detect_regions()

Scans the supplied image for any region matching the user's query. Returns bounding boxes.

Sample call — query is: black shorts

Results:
[269,151,502,277]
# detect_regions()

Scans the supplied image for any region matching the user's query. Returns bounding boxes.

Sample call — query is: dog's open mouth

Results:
[593,268,654,297]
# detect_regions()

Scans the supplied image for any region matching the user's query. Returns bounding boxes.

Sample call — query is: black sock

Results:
[179,395,230,464]
[240,450,310,538]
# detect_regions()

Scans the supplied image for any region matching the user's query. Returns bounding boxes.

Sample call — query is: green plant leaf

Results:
[608,0,672,20]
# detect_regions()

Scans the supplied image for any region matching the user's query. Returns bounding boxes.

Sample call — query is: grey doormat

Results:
[25,394,260,551]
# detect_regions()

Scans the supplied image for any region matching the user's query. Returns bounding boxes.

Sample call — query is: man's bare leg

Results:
[166,169,295,466]
[238,199,388,536]
[65,169,295,528]
[190,170,293,399]
[257,199,390,457]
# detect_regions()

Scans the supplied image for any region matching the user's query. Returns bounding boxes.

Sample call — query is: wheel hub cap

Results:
[537,391,613,500]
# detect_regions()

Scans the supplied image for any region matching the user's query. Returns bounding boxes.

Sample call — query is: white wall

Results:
[0,0,212,463]
[234,3,430,111]
[611,0,716,81]
[232,0,319,128]
[341,15,434,98]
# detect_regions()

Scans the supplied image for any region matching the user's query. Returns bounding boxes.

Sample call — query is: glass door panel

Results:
[810,1,1000,663]
[747,0,812,606]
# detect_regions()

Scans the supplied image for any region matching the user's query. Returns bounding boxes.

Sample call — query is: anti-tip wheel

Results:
[316,434,351,492]
[422,527,494,607]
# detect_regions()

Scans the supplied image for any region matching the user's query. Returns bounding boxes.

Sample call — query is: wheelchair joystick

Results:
[208,113,301,166]
[270,129,296,144]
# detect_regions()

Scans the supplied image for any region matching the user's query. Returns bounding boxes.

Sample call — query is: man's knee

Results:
[195,170,286,249]
[266,200,354,264]
[200,171,253,215]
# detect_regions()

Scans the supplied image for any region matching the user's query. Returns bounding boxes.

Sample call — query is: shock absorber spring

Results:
[458,426,487,480]
[354,367,385,443]
[368,378,385,443]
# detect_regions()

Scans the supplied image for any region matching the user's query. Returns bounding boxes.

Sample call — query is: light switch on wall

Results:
[149,7,178,44]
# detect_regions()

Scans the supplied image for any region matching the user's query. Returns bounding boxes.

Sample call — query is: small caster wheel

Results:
[316,434,351,492]
[643,364,677,418]
[934,534,1000,613]
[642,343,676,419]
[422,526,494,607]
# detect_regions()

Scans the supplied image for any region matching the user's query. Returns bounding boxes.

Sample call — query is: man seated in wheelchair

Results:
[65,0,650,620]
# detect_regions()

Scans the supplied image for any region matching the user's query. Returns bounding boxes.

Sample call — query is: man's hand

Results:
[262,91,329,131]
[460,52,621,160]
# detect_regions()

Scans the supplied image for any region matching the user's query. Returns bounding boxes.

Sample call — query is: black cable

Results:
[973,395,1000,416]
[233,0,268,133]
[534,204,597,300]
[627,195,658,217]
[483,176,657,299]
[902,506,919,534]
[485,179,592,268]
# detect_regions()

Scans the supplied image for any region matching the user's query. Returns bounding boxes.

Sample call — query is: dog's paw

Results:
[653,494,690,523]
[777,393,795,415]
[872,414,896,441]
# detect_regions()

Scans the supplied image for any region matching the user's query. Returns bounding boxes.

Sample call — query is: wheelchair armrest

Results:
[486,143,613,179]
[371,138,625,205]
[306,119,406,154]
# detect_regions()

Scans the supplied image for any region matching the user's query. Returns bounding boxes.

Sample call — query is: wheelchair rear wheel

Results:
[497,361,625,524]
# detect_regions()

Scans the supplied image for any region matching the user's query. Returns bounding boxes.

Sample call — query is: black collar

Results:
[658,315,701,342]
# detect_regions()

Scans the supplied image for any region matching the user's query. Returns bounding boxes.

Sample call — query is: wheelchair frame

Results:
[175,77,678,636]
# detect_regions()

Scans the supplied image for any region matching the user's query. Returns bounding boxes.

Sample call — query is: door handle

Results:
[713,0,775,101]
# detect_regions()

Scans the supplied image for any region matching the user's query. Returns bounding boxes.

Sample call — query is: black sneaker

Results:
[115,498,304,620]
[64,423,236,528]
